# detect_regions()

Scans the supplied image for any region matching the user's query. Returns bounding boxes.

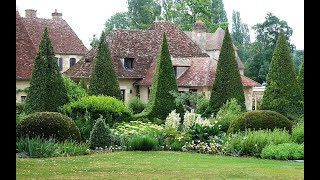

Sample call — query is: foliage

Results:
[16,136,90,158]
[228,110,293,133]
[292,122,304,144]
[261,143,304,160]
[78,78,88,92]
[213,98,243,132]
[183,110,197,130]
[16,112,81,142]
[61,95,133,131]
[62,75,87,102]
[127,0,161,29]
[16,103,25,114]
[89,115,113,149]
[165,110,181,130]
[293,50,304,74]
[128,135,159,151]
[231,10,250,45]
[24,28,69,114]
[88,31,121,99]
[224,129,292,157]
[104,12,129,33]
[210,0,228,23]
[296,57,304,101]
[89,34,99,48]
[127,96,146,114]
[137,33,184,120]
[170,91,204,111]
[189,123,219,142]
[162,127,191,151]
[204,28,246,117]
[195,96,209,114]
[16,112,26,124]
[261,31,303,120]
[245,12,295,83]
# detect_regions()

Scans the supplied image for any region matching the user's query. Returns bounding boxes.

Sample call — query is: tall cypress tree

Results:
[261,31,303,120]
[138,33,184,120]
[88,31,121,99]
[297,58,304,101]
[204,28,246,117]
[25,28,69,114]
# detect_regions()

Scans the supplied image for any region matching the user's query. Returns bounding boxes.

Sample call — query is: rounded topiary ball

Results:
[228,110,293,133]
[16,112,81,142]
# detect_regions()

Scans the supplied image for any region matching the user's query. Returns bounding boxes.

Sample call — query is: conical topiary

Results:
[89,115,113,149]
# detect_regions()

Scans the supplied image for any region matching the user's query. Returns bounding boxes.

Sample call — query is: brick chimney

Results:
[25,9,37,18]
[52,9,62,20]
[192,19,206,33]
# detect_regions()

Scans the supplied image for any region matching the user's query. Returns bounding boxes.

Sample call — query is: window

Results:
[121,89,125,102]
[69,58,76,67]
[21,96,26,103]
[58,58,63,71]
[173,66,177,77]
[148,87,151,99]
[124,58,134,69]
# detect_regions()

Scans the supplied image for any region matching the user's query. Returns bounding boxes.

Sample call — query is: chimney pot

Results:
[52,9,62,20]
[25,9,37,18]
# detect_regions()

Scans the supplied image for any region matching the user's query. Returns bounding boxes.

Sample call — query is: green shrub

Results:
[195,96,209,115]
[213,98,243,132]
[16,112,26,124]
[128,97,146,114]
[16,137,89,158]
[225,129,292,157]
[16,103,25,114]
[128,135,158,151]
[228,110,293,133]
[62,75,87,102]
[89,115,113,149]
[190,123,220,143]
[292,122,304,144]
[61,95,133,128]
[16,112,81,142]
[261,143,304,160]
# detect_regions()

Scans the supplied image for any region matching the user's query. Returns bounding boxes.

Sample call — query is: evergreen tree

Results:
[204,28,246,117]
[137,33,184,120]
[89,115,113,149]
[261,31,303,120]
[25,28,69,114]
[297,57,304,101]
[88,31,121,99]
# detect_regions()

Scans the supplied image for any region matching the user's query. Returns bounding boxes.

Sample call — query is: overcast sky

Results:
[16,0,304,50]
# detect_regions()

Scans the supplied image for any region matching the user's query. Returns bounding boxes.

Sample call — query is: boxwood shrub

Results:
[228,110,293,133]
[16,112,81,142]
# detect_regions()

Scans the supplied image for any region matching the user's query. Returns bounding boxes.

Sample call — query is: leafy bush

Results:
[16,112,81,142]
[225,129,292,157]
[62,75,87,102]
[163,128,191,151]
[16,112,26,124]
[89,115,113,149]
[127,96,146,114]
[213,98,243,132]
[16,136,89,158]
[195,96,209,114]
[190,123,219,142]
[16,103,25,114]
[292,122,304,144]
[228,110,293,133]
[261,143,304,160]
[128,135,158,151]
[61,95,133,140]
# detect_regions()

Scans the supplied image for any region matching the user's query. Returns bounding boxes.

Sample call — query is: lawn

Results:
[16,151,304,179]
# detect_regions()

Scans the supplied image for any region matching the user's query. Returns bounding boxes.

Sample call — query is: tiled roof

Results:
[16,10,87,79]
[136,57,260,87]
[64,21,208,78]
[16,11,36,79]
[21,16,87,55]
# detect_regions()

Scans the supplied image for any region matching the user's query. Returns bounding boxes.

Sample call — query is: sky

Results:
[16,0,304,50]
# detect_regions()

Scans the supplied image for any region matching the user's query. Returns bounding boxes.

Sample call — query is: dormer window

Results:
[69,58,76,67]
[124,58,134,69]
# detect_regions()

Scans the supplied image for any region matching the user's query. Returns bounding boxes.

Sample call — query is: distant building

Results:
[16,9,88,103]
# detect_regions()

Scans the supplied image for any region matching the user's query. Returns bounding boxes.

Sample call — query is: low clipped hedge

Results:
[60,95,133,127]
[228,110,293,133]
[16,112,81,142]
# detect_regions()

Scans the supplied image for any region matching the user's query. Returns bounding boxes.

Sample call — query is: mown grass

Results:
[16,151,303,179]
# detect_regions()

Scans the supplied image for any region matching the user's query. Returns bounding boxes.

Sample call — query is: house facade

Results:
[16,9,88,103]
[65,20,261,110]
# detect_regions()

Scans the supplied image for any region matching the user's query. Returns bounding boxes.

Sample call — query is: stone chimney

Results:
[192,19,206,33]
[25,9,37,18]
[52,9,62,20]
